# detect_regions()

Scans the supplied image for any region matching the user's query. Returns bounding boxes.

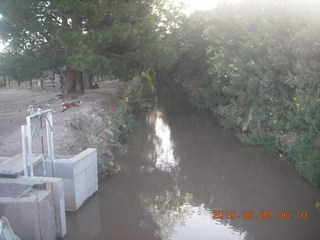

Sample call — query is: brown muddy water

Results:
[64,87,320,240]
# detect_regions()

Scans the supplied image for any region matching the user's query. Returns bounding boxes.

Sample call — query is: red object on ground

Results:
[61,101,81,112]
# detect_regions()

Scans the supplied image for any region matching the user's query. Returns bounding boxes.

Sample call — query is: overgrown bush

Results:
[289,134,320,186]
[167,0,320,186]
[69,108,122,177]
[70,77,152,177]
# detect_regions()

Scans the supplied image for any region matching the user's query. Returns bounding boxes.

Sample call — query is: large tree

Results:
[0,0,180,96]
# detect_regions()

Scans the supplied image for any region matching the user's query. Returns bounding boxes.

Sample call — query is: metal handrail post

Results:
[26,116,34,176]
[46,112,55,176]
[21,125,29,177]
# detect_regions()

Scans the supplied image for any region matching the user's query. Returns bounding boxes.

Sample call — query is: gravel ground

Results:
[0,82,121,158]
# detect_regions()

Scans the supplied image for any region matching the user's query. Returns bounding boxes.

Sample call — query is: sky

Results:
[180,0,218,11]
[178,0,241,12]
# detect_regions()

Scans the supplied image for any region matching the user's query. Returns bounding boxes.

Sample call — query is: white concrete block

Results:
[0,196,41,240]
[74,171,87,209]
[86,164,98,196]
[53,148,98,212]
[61,178,76,211]
[0,177,67,238]
[53,160,74,178]
[33,190,56,240]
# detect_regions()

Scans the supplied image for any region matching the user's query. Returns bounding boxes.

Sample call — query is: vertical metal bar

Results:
[49,113,54,160]
[46,112,54,176]
[21,125,29,177]
[39,115,46,176]
[26,116,34,176]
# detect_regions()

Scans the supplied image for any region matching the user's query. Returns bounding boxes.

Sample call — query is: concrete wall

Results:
[0,148,98,238]
[0,157,9,163]
[0,190,56,240]
[0,177,66,238]
[33,190,57,240]
[53,148,98,212]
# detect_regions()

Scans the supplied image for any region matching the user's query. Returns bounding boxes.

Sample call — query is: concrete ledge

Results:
[0,190,55,240]
[54,148,98,212]
[0,177,66,238]
[0,148,98,238]
[0,157,9,163]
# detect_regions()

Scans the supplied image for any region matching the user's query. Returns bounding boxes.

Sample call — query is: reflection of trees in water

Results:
[152,88,320,240]
[140,190,194,239]
[131,106,180,173]
[147,110,180,172]
[139,187,247,240]
[126,112,156,161]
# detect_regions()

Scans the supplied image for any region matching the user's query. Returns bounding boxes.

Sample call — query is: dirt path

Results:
[0,82,121,157]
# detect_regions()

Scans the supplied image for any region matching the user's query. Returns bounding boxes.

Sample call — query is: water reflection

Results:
[141,190,247,240]
[64,194,102,240]
[173,207,246,240]
[141,191,193,239]
[147,110,179,172]
[64,87,320,240]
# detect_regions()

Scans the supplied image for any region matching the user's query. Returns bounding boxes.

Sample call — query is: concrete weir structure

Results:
[0,179,62,240]
[54,148,98,212]
[0,148,98,240]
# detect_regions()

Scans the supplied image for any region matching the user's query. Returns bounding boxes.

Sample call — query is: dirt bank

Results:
[0,81,121,158]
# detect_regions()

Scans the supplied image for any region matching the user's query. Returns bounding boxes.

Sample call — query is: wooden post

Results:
[45,182,52,190]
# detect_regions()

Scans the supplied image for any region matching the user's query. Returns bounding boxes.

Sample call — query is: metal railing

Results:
[21,106,55,177]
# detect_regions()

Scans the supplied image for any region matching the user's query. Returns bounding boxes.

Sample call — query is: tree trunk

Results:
[64,67,85,97]
[241,106,253,132]
[76,71,85,95]
[83,72,93,89]
[64,67,77,97]
[63,67,77,97]
[63,15,85,97]
[29,79,33,89]
[40,78,44,89]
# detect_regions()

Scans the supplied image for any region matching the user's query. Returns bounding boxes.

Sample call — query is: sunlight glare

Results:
[180,0,218,11]
[0,43,5,52]
[177,0,241,12]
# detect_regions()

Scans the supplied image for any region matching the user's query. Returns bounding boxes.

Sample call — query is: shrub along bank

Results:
[70,74,154,177]
[167,0,320,186]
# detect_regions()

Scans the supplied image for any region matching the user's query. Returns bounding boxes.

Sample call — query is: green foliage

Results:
[190,86,221,108]
[122,79,144,112]
[107,161,121,175]
[140,70,154,95]
[109,77,154,156]
[0,51,41,81]
[237,132,283,154]
[109,109,136,155]
[0,0,181,82]
[166,11,212,89]
[289,134,320,186]
[220,117,238,130]
[166,0,320,186]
